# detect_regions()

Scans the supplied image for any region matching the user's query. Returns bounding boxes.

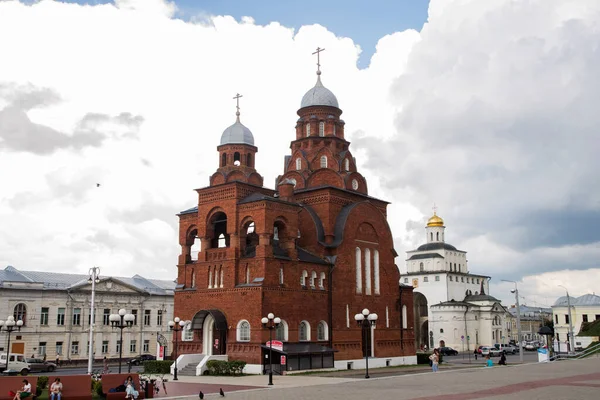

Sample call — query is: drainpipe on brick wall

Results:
[327,258,336,349]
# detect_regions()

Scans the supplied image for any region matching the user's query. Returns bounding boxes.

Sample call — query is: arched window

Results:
[237,320,250,342]
[374,250,380,295]
[191,271,196,288]
[296,158,301,170]
[320,156,327,168]
[220,266,224,288]
[218,233,226,248]
[317,321,328,341]
[306,123,310,136]
[301,270,308,286]
[275,319,288,341]
[208,267,213,289]
[190,235,200,261]
[355,247,362,294]
[310,271,317,288]
[364,248,371,295]
[333,124,336,136]
[214,266,219,288]
[436,232,439,241]
[419,262,424,272]
[234,152,241,163]
[430,232,433,241]
[402,305,407,329]
[344,158,350,171]
[247,153,252,167]
[319,272,326,289]
[299,321,311,341]
[273,226,279,241]
[13,303,26,325]
[221,153,226,167]
[319,121,325,136]
[245,264,250,284]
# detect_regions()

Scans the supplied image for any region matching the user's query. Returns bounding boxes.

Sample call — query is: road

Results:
[28,364,144,376]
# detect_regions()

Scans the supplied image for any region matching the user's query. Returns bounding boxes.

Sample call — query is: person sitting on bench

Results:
[13,379,32,400]
[50,377,63,400]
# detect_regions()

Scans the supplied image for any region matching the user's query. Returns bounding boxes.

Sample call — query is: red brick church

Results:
[173,53,415,374]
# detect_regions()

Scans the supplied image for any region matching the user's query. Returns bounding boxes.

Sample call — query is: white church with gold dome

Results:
[402,211,509,352]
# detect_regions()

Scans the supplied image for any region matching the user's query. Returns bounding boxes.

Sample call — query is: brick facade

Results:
[173,76,415,369]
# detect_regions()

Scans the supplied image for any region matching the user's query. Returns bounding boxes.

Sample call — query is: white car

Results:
[0,353,31,375]
[480,346,502,357]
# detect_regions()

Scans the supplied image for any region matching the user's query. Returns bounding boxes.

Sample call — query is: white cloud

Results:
[0,0,597,304]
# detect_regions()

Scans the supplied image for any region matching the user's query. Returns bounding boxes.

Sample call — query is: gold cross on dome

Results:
[312,47,325,73]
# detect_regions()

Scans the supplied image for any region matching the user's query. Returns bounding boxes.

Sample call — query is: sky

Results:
[0,0,598,308]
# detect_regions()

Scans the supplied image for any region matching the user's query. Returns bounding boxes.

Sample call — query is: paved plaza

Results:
[155,357,600,399]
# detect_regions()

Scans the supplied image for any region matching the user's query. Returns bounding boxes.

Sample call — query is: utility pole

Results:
[503,280,523,363]
[559,285,575,353]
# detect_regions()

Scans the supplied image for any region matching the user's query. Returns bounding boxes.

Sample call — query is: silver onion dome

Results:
[300,74,339,109]
[220,117,255,146]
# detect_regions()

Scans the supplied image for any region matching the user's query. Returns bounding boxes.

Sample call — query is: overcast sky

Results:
[0,0,598,308]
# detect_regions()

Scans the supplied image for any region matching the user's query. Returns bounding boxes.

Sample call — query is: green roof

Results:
[578,319,600,336]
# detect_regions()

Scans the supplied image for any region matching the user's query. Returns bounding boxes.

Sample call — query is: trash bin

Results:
[145,381,154,398]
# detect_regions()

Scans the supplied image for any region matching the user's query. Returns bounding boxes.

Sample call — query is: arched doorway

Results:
[191,309,228,355]
[413,292,429,350]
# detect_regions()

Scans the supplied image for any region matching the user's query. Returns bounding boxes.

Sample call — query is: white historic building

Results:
[401,211,508,351]
[552,293,600,352]
[0,266,175,362]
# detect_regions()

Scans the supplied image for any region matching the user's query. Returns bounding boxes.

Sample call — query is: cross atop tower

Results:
[233,93,243,120]
[312,47,325,75]
[432,203,438,215]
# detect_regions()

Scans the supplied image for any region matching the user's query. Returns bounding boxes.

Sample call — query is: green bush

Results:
[206,360,247,376]
[143,360,173,374]
[91,380,104,397]
[37,375,49,390]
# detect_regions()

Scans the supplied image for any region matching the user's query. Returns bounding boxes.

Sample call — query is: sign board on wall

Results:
[265,340,284,352]
[281,355,286,365]
[156,344,165,361]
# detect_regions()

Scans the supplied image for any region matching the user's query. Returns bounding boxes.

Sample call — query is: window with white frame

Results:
[237,320,250,342]
[41,307,49,326]
[333,124,337,136]
[364,248,372,295]
[71,341,79,355]
[373,249,380,295]
[183,322,193,341]
[275,319,288,341]
[320,155,327,168]
[279,267,284,284]
[402,305,408,328]
[301,270,308,286]
[319,272,326,289]
[299,321,310,341]
[344,158,349,171]
[319,121,324,136]
[355,247,362,294]
[310,271,317,288]
[13,303,27,325]
[130,340,137,353]
[317,321,328,341]
[102,341,109,354]
[143,340,150,352]
[56,341,63,355]
[296,158,301,170]
[306,123,310,136]
[72,308,81,326]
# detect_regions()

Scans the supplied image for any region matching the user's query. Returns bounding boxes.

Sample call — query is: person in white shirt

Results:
[50,377,63,400]
[13,379,32,400]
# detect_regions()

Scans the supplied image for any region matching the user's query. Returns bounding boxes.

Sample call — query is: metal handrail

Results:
[551,342,600,361]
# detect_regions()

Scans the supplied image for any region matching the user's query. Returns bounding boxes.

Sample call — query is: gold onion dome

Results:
[427,212,444,227]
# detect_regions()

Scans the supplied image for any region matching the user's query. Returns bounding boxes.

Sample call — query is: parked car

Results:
[439,347,459,356]
[0,353,30,375]
[127,354,156,365]
[524,342,539,351]
[26,358,57,373]
[494,344,518,354]
[477,345,491,354]
[481,346,502,357]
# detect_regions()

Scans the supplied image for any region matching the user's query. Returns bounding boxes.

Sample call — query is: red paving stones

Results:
[409,372,600,400]
[154,381,263,398]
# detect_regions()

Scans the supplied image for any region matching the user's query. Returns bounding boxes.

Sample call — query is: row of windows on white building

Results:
[355,248,380,295]
[25,338,154,357]
[11,303,164,327]
[403,276,481,284]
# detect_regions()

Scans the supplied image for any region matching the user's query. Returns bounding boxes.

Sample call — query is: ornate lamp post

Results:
[0,316,24,371]
[109,309,135,373]
[168,317,185,381]
[261,313,281,386]
[87,266,100,375]
[354,308,377,379]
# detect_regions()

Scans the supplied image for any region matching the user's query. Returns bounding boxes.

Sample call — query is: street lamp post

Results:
[0,316,23,371]
[354,308,378,379]
[109,309,135,373]
[168,317,185,381]
[502,280,523,363]
[558,285,575,353]
[87,267,100,375]
[261,313,281,386]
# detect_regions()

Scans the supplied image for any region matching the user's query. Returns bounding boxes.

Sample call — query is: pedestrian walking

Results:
[103,356,109,374]
[429,349,440,372]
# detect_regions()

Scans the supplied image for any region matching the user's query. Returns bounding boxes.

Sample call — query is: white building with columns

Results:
[401,211,508,351]
[0,266,175,362]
